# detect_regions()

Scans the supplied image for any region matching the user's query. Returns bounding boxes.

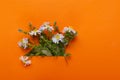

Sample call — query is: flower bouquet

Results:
[18,22,77,66]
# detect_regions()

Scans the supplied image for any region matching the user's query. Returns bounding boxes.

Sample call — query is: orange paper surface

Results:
[0,0,120,80]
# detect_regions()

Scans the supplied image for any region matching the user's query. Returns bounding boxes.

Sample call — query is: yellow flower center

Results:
[55,35,60,39]
[33,29,37,32]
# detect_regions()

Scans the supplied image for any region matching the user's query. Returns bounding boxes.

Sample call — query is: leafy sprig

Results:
[18,21,77,66]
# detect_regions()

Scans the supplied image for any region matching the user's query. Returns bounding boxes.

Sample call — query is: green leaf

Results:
[18,29,23,32]
[41,49,52,56]
[64,53,71,57]
[18,29,28,34]
[28,22,33,30]
[53,21,57,26]
[53,21,60,33]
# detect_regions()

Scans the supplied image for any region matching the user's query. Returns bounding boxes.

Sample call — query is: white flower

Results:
[19,56,29,62]
[52,33,64,44]
[63,26,76,34]
[29,29,41,36]
[39,22,54,32]
[19,56,31,66]
[18,38,29,49]
[24,60,31,66]
[39,25,46,31]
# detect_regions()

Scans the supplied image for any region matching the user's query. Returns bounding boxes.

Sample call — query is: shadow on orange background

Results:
[0,0,120,80]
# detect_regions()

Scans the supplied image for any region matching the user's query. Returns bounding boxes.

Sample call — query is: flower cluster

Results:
[18,22,77,66]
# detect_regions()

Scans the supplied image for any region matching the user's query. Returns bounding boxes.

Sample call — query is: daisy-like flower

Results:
[39,22,54,32]
[18,38,29,49]
[24,60,31,66]
[29,29,41,36]
[19,56,31,66]
[63,26,76,34]
[52,33,64,44]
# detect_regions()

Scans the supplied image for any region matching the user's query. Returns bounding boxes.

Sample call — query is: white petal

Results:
[63,27,68,33]
[19,56,29,62]
[22,38,28,44]
[18,42,22,47]
[19,56,24,62]
[29,31,34,36]
[39,26,45,31]
[24,60,31,66]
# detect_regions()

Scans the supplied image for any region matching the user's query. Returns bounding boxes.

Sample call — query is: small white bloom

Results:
[29,29,41,36]
[24,60,31,66]
[19,56,31,66]
[52,33,64,44]
[47,26,54,31]
[39,22,54,32]
[39,25,46,31]
[63,26,76,34]
[18,38,29,49]
[22,38,28,44]
[19,56,29,62]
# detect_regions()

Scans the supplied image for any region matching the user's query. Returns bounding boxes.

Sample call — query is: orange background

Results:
[0,0,120,80]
